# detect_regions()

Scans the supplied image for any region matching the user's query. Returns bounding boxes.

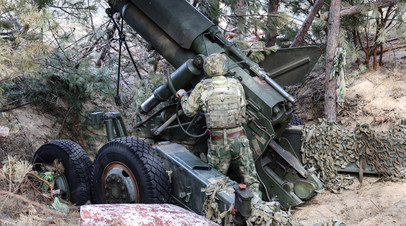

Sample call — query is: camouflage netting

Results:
[301,119,406,193]
[202,177,300,226]
[247,201,299,226]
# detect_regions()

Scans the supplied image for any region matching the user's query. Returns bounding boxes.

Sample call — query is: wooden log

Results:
[379,43,406,54]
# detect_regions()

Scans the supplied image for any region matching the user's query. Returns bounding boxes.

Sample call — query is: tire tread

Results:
[91,137,171,204]
[33,140,92,205]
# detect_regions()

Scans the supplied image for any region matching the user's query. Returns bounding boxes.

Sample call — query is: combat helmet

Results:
[204,53,228,77]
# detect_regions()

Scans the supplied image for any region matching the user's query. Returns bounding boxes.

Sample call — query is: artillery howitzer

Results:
[32,0,324,222]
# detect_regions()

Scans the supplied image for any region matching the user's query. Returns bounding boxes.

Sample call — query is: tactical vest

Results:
[201,77,243,129]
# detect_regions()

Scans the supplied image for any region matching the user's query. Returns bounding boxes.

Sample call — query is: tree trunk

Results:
[324,0,341,122]
[373,46,378,70]
[96,27,116,67]
[365,52,370,69]
[352,30,361,66]
[323,0,400,20]
[265,0,279,47]
[364,26,370,69]
[290,0,325,48]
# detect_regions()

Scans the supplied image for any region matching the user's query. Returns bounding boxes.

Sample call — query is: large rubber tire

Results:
[91,137,171,204]
[33,140,92,206]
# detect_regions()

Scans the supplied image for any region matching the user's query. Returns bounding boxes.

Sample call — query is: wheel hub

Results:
[54,175,70,201]
[102,163,138,203]
[105,173,130,202]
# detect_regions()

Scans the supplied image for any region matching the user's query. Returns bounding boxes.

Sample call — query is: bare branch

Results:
[323,0,401,20]
[0,102,30,113]
[290,0,325,47]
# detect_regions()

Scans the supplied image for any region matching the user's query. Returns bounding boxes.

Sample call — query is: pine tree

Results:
[0,1,51,80]
[0,0,115,150]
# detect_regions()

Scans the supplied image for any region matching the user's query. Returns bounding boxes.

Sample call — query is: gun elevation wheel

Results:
[33,140,92,206]
[91,137,171,204]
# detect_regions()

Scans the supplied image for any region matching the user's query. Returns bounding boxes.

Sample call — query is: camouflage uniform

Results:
[180,53,261,197]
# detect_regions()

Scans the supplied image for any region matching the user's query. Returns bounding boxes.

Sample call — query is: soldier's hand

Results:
[176,89,186,98]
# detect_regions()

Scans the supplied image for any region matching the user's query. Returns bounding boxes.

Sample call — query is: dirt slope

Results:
[292,48,406,130]
[292,176,406,225]
[290,48,406,225]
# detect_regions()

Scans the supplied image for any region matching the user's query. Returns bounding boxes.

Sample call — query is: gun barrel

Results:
[140,57,203,113]
[109,0,196,68]
[109,0,214,68]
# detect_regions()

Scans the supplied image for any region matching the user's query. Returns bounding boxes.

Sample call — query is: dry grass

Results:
[0,156,80,225]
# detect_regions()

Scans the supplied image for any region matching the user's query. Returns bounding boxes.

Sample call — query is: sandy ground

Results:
[292,176,406,225]
[338,67,406,131]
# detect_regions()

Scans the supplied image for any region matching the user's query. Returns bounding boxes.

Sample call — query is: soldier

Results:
[176,53,261,198]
